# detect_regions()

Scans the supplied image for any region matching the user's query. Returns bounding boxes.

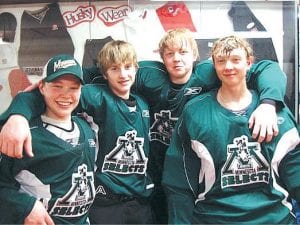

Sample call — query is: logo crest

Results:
[49,164,95,217]
[150,110,177,145]
[102,130,148,174]
[221,135,270,188]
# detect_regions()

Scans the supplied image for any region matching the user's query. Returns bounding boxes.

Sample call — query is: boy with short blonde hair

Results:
[162,35,300,224]
[136,28,287,223]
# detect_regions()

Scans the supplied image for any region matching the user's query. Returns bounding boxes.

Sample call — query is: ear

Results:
[38,80,45,95]
[247,56,254,68]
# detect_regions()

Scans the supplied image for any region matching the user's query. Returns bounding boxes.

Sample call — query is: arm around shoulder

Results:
[248,60,287,108]
[0,115,33,158]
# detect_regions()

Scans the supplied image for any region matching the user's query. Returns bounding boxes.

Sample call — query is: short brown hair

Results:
[158,28,199,60]
[97,40,138,75]
[211,35,254,62]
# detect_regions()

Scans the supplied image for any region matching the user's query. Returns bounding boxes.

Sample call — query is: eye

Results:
[216,58,225,64]
[233,57,241,63]
[52,84,63,89]
[110,66,118,71]
[71,85,80,90]
[180,49,189,54]
[125,64,133,70]
[165,52,174,57]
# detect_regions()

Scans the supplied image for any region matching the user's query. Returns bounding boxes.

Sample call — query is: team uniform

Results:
[134,59,286,223]
[2,59,286,224]
[0,115,97,224]
[79,84,154,224]
[83,59,286,223]
[1,84,154,224]
[162,90,300,224]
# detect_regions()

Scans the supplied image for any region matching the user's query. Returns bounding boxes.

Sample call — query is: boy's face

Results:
[162,42,196,84]
[213,48,252,87]
[104,62,136,99]
[39,74,81,121]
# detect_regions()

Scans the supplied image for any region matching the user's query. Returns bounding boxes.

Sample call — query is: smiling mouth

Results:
[57,101,72,106]
[174,65,185,69]
[119,80,130,85]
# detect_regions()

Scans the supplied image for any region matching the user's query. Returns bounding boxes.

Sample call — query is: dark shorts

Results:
[89,195,154,224]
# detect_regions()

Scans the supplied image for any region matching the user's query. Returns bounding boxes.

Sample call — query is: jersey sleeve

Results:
[276,109,300,201]
[278,142,300,201]
[0,156,36,224]
[162,113,199,224]
[82,66,106,84]
[0,89,45,124]
[247,60,287,108]
[193,59,221,91]
[79,84,105,117]
[134,60,168,92]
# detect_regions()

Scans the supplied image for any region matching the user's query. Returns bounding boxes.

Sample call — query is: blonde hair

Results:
[211,35,254,62]
[158,28,199,60]
[97,40,138,75]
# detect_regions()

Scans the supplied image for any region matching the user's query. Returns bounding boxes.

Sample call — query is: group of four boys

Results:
[0,28,299,224]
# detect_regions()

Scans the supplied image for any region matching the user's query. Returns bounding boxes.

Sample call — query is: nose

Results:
[119,68,127,78]
[224,60,234,70]
[61,87,73,96]
[173,52,181,61]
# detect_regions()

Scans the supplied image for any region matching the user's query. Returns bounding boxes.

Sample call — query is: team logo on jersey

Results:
[150,110,177,145]
[102,130,148,174]
[221,135,270,188]
[184,87,202,96]
[49,164,95,217]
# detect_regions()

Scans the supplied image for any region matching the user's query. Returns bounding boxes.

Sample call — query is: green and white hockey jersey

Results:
[1,59,286,198]
[0,116,97,224]
[79,84,153,198]
[162,90,300,224]
[0,84,154,199]
[134,59,287,185]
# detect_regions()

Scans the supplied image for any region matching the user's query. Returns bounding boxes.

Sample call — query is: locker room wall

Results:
[0,0,298,121]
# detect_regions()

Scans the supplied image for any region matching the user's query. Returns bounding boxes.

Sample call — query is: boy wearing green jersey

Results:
[0,54,97,225]
[0,41,154,224]
[83,28,287,224]
[135,28,287,223]
[0,28,288,224]
[85,40,154,224]
[162,35,300,224]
